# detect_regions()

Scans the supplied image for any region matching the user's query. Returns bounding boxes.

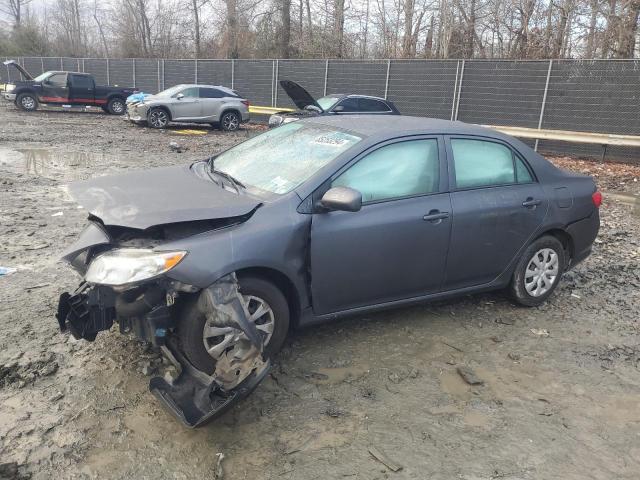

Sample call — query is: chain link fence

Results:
[3,56,640,162]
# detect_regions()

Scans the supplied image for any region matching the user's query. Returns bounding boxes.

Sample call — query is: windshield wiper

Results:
[208,156,246,191]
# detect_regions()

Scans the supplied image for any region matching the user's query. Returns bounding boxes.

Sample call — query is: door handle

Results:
[522,198,542,208]
[423,210,449,223]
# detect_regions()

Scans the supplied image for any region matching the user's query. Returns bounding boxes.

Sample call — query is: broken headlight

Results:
[84,248,186,286]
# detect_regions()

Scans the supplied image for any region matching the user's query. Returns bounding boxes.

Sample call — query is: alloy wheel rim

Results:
[150,111,167,127]
[524,248,559,297]
[223,114,239,130]
[22,96,35,109]
[202,294,275,360]
[112,101,124,114]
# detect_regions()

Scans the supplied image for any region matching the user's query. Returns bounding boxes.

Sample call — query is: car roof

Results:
[46,71,87,75]
[305,115,505,139]
[173,84,235,90]
[324,93,388,102]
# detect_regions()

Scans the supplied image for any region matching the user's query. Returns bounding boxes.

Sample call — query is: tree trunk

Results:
[402,0,415,57]
[281,0,291,58]
[225,0,239,58]
[334,0,345,57]
[615,0,640,57]
[192,0,201,58]
[586,0,599,57]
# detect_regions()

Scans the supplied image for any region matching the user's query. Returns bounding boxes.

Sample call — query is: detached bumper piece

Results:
[150,346,270,428]
[56,286,116,341]
[151,274,271,428]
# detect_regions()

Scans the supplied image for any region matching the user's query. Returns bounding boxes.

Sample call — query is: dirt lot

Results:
[1,102,639,480]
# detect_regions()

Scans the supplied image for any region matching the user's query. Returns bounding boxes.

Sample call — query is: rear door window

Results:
[200,88,226,98]
[71,75,93,89]
[358,98,391,112]
[451,139,519,189]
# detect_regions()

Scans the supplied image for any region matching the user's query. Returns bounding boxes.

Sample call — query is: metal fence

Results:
[3,57,640,162]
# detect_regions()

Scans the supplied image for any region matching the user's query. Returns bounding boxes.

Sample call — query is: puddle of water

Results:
[0,146,110,181]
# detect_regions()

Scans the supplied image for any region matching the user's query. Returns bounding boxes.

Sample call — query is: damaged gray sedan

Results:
[56,116,600,427]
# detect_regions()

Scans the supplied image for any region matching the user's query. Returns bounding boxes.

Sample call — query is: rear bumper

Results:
[566,209,600,269]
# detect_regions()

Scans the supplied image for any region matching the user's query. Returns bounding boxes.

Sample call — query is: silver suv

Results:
[126,84,250,131]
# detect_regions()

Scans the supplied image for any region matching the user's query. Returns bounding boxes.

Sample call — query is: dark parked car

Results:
[268,80,400,127]
[56,116,600,426]
[2,60,135,114]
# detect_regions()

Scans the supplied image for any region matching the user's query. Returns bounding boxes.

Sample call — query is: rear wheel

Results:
[509,235,565,307]
[107,97,126,115]
[148,108,169,128]
[177,276,290,374]
[16,93,38,112]
[219,111,240,131]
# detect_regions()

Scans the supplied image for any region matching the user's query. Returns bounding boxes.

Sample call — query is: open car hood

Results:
[68,164,261,230]
[3,60,33,80]
[280,80,323,111]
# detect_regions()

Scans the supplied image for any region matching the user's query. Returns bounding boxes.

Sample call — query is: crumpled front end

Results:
[56,219,270,427]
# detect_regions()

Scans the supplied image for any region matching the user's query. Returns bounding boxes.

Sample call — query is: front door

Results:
[443,137,548,290]
[171,87,201,120]
[68,74,95,104]
[40,73,69,104]
[310,137,452,315]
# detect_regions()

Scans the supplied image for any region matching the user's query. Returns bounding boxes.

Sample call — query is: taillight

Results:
[592,191,602,208]
[241,100,250,107]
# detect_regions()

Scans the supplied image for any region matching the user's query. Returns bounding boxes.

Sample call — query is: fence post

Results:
[194,59,198,84]
[271,60,276,107]
[231,59,235,89]
[106,58,110,85]
[535,59,553,152]
[132,59,136,88]
[156,60,161,92]
[40,57,44,74]
[324,59,329,96]
[5,58,10,82]
[76,59,80,72]
[451,60,460,121]
[81,58,85,73]
[454,59,466,121]
[162,59,165,90]
[60,57,63,70]
[384,59,391,99]
[274,59,279,107]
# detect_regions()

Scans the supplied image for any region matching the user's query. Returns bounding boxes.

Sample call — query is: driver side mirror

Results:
[333,105,345,113]
[320,186,362,212]
[176,93,184,100]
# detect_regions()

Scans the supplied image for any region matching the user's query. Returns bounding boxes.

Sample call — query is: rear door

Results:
[171,87,201,120]
[199,87,225,121]
[68,74,95,104]
[442,136,548,290]
[310,136,451,315]
[40,73,68,103]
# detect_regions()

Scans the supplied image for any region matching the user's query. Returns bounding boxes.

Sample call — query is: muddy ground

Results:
[0,102,639,480]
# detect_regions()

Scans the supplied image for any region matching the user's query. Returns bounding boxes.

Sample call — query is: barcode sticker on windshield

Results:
[312,132,359,147]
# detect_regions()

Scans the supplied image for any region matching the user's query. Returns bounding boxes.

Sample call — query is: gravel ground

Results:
[1,102,639,480]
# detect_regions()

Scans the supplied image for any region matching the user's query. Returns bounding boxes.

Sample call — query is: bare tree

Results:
[0,0,34,28]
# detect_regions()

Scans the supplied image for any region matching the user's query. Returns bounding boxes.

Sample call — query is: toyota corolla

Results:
[56,116,600,427]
